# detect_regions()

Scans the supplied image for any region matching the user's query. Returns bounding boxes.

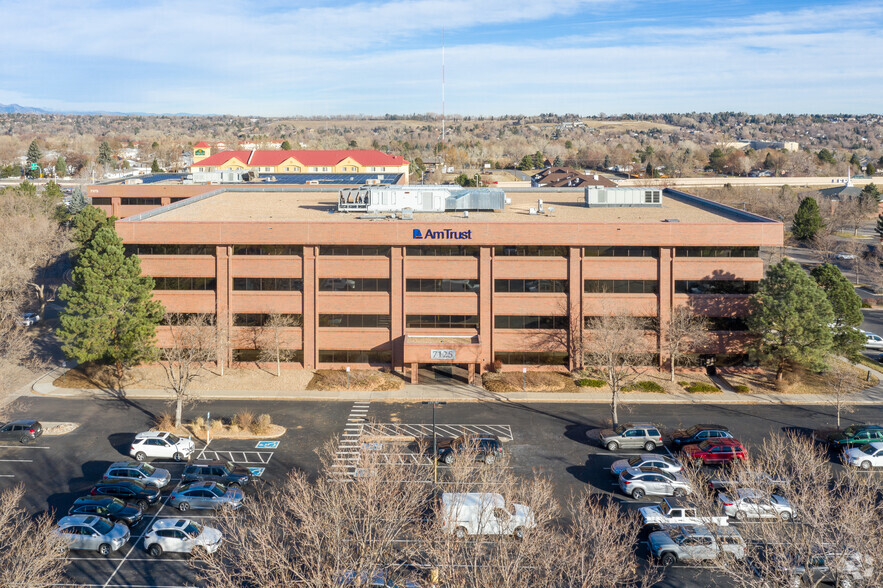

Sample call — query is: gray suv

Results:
[0,419,42,444]
[599,423,663,451]
[650,524,745,566]
[182,460,251,487]
[618,467,692,500]
[55,515,130,556]
[102,461,171,488]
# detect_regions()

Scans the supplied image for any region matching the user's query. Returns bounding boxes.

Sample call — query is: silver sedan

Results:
[717,488,793,521]
[610,454,682,476]
[169,481,244,511]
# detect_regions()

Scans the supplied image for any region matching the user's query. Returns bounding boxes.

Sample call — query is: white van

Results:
[440,492,535,539]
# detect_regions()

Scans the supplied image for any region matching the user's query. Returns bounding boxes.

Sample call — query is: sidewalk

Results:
[25,366,883,406]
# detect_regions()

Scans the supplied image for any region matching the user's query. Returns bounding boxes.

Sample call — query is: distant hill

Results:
[0,103,52,114]
[0,103,214,116]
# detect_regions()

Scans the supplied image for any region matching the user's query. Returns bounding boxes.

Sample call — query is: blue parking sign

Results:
[255,441,280,449]
[248,467,265,477]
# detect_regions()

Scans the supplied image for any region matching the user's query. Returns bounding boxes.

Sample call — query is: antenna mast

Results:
[441,27,445,176]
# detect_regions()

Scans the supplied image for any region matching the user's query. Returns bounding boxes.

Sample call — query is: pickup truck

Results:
[639,497,729,528]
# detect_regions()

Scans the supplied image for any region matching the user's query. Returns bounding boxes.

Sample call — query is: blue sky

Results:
[1,0,881,116]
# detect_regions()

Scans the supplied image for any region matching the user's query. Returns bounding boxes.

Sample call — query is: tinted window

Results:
[92,518,114,534]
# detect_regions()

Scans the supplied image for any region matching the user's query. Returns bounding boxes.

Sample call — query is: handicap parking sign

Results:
[255,440,280,449]
[248,467,265,477]
[362,441,383,451]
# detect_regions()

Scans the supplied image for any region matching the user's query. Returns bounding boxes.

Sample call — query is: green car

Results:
[827,425,883,448]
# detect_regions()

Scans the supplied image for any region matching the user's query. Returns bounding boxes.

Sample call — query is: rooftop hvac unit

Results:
[337,185,505,213]
[585,186,662,207]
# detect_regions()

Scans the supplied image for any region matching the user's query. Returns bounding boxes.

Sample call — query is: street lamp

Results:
[345,366,350,389]
[422,401,447,485]
[522,367,527,392]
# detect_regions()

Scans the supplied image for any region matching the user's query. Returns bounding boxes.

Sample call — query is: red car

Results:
[681,438,747,465]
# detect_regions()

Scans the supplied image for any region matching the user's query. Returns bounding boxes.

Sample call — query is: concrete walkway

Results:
[23,366,883,406]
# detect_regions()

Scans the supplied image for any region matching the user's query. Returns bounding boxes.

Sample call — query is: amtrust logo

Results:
[412,228,472,240]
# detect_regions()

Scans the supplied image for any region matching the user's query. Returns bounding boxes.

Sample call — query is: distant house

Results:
[531,167,616,188]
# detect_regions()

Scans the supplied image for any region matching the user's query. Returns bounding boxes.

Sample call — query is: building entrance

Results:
[417,364,471,384]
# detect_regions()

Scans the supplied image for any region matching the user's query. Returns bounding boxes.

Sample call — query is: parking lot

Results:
[1,396,880,586]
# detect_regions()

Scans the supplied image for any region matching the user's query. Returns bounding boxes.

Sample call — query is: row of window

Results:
[585,280,658,294]
[494,246,568,257]
[405,315,479,329]
[320,278,390,292]
[233,245,302,256]
[318,314,391,328]
[231,349,303,362]
[161,313,216,325]
[406,279,479,293]
[494,315,569,330]
[233,278,303,291]
[127,244,215,256]
[584,246,658,258]
[233,314,302,327]
[405,246,479,257]
[675,280,759,295]
[121,197,162,206]
[494,352,569,366]
[675,247,759,258]
[154,277,216,290]
[495,279,567,293]
[318,350,392,364]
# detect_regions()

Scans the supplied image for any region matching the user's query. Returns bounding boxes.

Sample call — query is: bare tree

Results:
[158,314,218,427]
[825,357,860,429]
[664,306,709,382]
[808,230,839,265]
[0,485,69,586]
[584,312,651,424]
[257,313,302,376]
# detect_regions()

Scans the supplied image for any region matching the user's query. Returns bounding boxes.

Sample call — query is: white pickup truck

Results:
[639,497,729,528]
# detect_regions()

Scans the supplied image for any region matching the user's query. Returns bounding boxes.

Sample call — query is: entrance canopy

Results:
[403,335,481,364]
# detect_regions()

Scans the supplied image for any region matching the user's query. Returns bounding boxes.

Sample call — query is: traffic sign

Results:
[248,467,265,477]
[255,440,279,449]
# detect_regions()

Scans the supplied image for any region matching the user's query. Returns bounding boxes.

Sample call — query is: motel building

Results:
[105,184,783,385]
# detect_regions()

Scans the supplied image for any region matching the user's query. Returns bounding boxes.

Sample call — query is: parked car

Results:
[681,439,747,466]
[649,524,745,566]
[89,479,161,511]
[776,548,874,588]
[598,423,664,451]
[639,497,729,528]
[55,515,130,556]
[143,518,222,557]
[440,492,535,538]
[102,461,171,488]
[16,312,41,327]
[182,460,251,486]
[68,496,143,527]
[129,431,195,462]
[707,471,790,496]
[669,424,733,450]
[822,424,883,449]
[842,442,883,470]
[618,467,692,500]
[337,570,421,588]
[835,252,856,261]
[610,454,682,477]
[717,488,793,521]
[0,419,42,444]
[863,331,883,350]
[430,434,504,465]
[168,481,244,511]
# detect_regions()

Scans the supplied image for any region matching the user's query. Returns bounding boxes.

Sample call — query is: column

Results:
[479,246,493,373]
[411,363,419,384]
[215,245,232,367]
[111,198,122,219]
[568,246,583,371]
[302,246,318,369]
[390,246,405,371]
[658,247,674,370]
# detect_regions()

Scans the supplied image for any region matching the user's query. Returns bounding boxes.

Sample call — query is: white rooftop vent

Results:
[529,207,537,215]
[585,186,662,208]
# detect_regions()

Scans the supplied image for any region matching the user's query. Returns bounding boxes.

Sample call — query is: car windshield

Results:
[860,445,877,455]
[659,502,671,515]
[697,440,712,451]
[224,460,235,471]
[139,463,156,475]
[627,457,642,466]
[105,498,125,512]
[166,433,181,444]
[92,518,114,534]
[183,521,202,538]
[208,484,226,497]
[613,425,626,434]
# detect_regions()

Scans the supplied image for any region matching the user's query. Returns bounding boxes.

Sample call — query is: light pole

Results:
[522,367,527,392]
[422,401,447,485]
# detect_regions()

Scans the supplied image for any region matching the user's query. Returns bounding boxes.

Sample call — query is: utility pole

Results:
[422,401,447,485]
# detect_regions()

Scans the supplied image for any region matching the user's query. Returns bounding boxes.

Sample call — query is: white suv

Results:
[129,431,195,462]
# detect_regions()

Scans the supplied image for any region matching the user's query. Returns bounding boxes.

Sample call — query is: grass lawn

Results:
[722,358,877,395]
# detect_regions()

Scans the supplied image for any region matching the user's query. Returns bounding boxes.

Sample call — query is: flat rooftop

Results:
[127,188,770,225]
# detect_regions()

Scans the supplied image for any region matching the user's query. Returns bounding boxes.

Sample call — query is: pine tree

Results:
[876,213,883,240]
[280,140,291,150]
[792,197,823,241]
[811,263,865,357]
[867,162,877,176]
[553,155,563,166]
[68,187,87,215]
[748,259,834,380]
[151,158,161,173]
[71,206,115,258]
[57,225,164,381]
[26,140,42,165]
[97,141,113,166]
[55,156,66,177]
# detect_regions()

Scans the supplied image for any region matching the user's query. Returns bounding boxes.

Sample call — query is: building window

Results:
[494,316,568,329]
[584,280,658,294]
[233,245,302,256]
[319,278,389,292]
[233,313,302,327]
[406,315,479,329]
[319,245,390,256]
[232,277,303,291]
[125,244,214,256]
[90,198,112,205]
[162,313,216,325]
[318,350,392,364]
[153,277,216,290]
[675,280,759,295]
[494,352,568,366]
[319,314,391,328]
[406,279,479,293]
[494,246,568,257]
[584,246,658,258]
[675,247,760,258]
[169,198,188,203]
[406,245,479,257]
[585,316,657,330]
[233,349,302,363]
[706,317,749,331]
[121,198,162,206]
[494,279,567,293]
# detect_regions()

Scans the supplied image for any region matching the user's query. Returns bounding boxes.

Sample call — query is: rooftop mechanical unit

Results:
[584,186,662,207]
[338,185,506,213]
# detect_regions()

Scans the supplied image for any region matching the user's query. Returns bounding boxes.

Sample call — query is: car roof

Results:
[705,438,742,446]
[96,479,147,489]
[134,431,171,439]
[735,488,764,499]
[686,424,728,432]
[74,495,117,505]
[867,442,883,449]
[177,481,218,490]
[458,433,501,441]
[109,461,146,468]
[188,459,232,467]
[441,492,505,508]
[619,422,657,428]
[150,518,190,530]
[59,515,100,526]
[673,524,713,538]
[5,419,38,426]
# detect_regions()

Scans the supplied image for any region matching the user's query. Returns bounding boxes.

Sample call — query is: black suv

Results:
[669,425,732,450]
[89,479,161,511]
[0,419,43,444]
[182,460,251,486]
[68,496,143,526]
[433,434,504,465]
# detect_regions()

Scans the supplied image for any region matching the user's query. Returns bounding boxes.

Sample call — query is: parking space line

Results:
[0,459,32,462]
[0,445,51,449]
[101,496,171,587]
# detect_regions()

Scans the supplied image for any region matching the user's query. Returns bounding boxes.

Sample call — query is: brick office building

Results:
[107,185,783,384]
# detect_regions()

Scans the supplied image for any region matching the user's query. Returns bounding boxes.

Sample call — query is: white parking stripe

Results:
[0,445,51,449]
[0,459,32,462]
[102,496,171,587]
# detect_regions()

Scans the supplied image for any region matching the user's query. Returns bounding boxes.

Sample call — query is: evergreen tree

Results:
[849,153,861,167]
[707,147,725,173]
[553,155,562,167]
[68,187,87,215]
[26,140,42,165]
[603,154,611,169]
[71,205,115,254]
[810,263,865,357]
[747,259,834,380]
[817,149,836,165]
[151,158,161,173]
[763,152,776,170]
[518,155,533,170]
[57,225,164,381]
[280,140,291,150]
[55,156,66,177]
[532,151,544,168]
[868,162,877,176]
[876,213,883,240]
[860,183,879,200]
[792,197,823,241]
[97,141,113,166]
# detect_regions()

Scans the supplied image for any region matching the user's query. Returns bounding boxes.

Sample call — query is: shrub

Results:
[677,381,690,387]
[576,378,605,388]
[234,410,255,431]
[624,381,665,393]
[228,423,241,434]
[493,359,503,373]
[209,419,226,433]
[154,412,175,431]
[191,416,205,429]
[685,382,720,393]
[252,414,272,435]
[734,384,751,393]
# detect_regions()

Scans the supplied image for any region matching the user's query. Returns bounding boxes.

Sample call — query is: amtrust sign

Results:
[412,228,472,240]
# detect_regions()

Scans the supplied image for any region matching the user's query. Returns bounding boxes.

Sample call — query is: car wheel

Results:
[173,452,184,462]
[837,578,853,588]
[484,453,496,465]
[513,526,525,540]
[644,441,656,451]
[606,441,619,451]
[660,552,677,567]
[137,500,149,511]
[148,543,163,557]
[631,488,645,500]
[455,527,467,539]
[135,452,146,462]
[861,461,871,470]
[443,453,455,465]
[673,488,687,498]
[98,543,111,556]
[780,511,792,522]
[178,501,190,512]
[734,510,747,522]
[19,435,30,445]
